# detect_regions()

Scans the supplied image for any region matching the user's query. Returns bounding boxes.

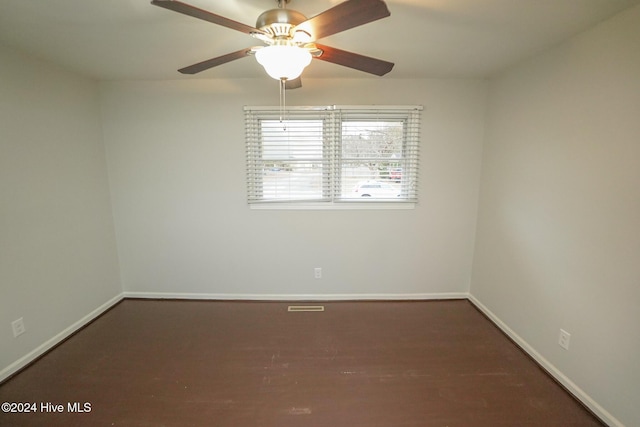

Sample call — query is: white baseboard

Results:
[468,294,622,427]
[0,293,124,383]
[122,291,469,301]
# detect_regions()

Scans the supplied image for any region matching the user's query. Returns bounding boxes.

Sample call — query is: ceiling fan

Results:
[151,0,394,88]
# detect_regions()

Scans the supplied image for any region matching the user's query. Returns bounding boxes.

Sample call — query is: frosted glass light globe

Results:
[255,45,312,81]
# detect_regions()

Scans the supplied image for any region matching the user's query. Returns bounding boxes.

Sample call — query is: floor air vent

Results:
[287,305,325,312]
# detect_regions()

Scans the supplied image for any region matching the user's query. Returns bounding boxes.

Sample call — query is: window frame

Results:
[245,105,422,209]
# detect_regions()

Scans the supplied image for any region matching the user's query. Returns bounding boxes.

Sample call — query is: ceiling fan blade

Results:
[178,48,252,74]
[284,77,302,90]
[151,0,264,35]
[298,0,390,41]
[314,44,393,76]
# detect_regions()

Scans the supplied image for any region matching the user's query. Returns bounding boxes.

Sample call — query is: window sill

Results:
[249,202,416,210]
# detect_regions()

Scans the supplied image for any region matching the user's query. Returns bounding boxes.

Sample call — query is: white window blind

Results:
[245,105,421,206]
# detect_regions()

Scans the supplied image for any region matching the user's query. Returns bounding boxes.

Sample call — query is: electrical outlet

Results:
[11,318,25,338]
[558,329,571,350]
[314,267,322,279]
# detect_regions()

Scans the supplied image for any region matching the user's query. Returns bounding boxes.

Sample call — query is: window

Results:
[245,105,421,207]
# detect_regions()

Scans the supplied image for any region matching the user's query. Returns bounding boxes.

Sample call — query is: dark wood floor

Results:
[0,299,604,427]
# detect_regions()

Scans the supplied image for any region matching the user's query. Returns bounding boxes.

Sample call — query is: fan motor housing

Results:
[256,9,307,37]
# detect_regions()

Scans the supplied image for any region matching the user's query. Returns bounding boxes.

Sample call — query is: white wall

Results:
[471,5,640,426]
[100,78,486,299]
[0,44,122,379]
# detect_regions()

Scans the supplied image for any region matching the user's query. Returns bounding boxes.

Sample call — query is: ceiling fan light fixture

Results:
[255,45,312,80]
[151,0,394,78]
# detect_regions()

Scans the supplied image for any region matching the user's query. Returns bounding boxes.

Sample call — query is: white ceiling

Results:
[1,0,638,81]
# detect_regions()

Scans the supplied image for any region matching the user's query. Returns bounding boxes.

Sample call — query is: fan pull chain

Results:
[279,78,287,129]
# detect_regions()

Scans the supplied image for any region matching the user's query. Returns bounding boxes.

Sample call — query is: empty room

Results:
[1,0,639,426]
